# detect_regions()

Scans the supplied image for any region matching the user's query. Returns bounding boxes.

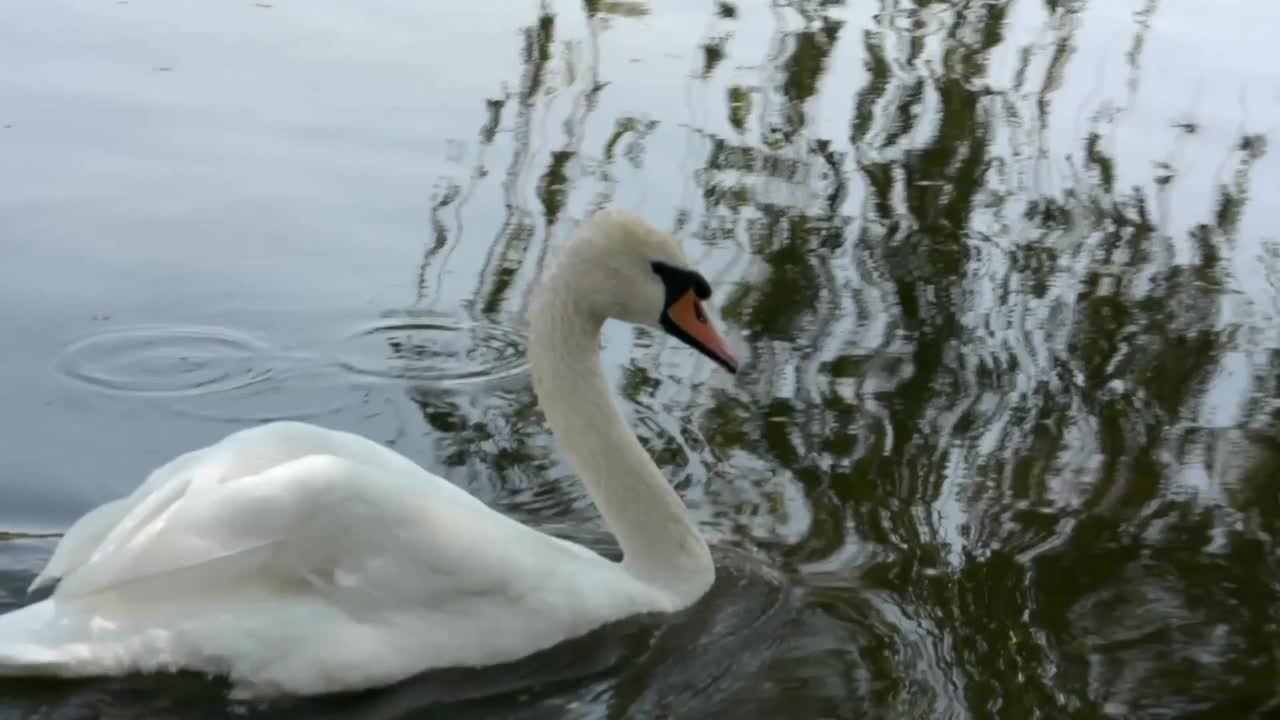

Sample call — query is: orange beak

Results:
[662,290,738,373]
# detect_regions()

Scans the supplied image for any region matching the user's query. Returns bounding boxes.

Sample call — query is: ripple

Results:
[57,325,272,396]
[333,311,529,386]
[170,369,360,423]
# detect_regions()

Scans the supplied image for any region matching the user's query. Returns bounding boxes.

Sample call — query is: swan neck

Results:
[528,276,713,607]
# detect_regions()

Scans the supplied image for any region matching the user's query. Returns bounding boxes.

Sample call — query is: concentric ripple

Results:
[169,369,360,423]
[333,310,529,386]
[57,325,272,396]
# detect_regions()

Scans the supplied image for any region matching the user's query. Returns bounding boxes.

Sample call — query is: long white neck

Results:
[527,270,714,608]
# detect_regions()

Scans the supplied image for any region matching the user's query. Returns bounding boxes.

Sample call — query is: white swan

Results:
[0,209,739,697]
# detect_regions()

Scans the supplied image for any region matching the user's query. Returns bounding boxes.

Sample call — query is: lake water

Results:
[2,0,1279,717]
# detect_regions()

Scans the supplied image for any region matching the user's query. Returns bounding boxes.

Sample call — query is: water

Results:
[2,0,1278,717]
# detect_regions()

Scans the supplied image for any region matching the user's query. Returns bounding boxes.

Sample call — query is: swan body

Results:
[0,209,738,697]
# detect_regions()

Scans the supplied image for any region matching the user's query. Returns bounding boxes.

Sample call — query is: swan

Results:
[0,209,739,698]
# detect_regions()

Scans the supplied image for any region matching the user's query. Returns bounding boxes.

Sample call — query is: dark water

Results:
[2,0,1279,717]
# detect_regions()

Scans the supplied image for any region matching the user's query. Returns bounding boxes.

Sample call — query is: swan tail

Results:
[0,599,88,675]
[0,597,187,679]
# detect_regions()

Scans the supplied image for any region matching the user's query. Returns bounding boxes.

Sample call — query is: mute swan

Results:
[0,209,738,697]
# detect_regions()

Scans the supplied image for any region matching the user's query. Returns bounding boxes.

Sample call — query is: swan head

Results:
[554,209,738,374]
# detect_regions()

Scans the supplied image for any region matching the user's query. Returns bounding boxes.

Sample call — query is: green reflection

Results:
[403,0,1280,716]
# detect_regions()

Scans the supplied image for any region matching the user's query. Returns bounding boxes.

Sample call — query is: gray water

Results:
[2,1,1279,718]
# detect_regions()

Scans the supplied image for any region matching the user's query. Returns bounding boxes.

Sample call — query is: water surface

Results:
[2,0,1279,717]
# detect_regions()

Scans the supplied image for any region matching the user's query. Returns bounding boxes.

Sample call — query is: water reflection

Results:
[336,310,529,385]
[2,0,1279,717]
[398,0,1280,716]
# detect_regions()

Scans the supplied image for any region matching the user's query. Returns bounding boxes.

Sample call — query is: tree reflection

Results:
[403,1,669,529]
[401,0,1278,715]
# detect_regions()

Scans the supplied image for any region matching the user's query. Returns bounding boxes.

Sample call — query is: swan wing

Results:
[28,498,130,592]
[44,422,548,606]
[52,462,563,612]
[32,420,486,594]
